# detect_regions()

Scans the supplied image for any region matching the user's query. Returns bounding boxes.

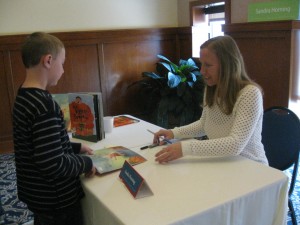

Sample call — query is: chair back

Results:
[262,106,300,171]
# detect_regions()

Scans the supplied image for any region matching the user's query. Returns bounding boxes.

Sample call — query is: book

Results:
[52,92,104,142]
[89,146,146,175]
[113,115,140,127]
[69,93,104,142]
[52,94,72,132]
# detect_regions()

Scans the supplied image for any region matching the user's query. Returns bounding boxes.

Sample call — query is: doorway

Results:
[190,1,225,57]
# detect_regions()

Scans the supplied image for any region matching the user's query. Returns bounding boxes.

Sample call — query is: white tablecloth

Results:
[78,115,288,225]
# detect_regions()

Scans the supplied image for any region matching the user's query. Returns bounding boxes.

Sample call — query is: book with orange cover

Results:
[89,146,146,175]
[53,92,105,142]
[69,93,104,142]
[114,115,140,127]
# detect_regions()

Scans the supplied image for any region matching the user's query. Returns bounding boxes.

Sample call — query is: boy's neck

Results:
[22,80,46,90]
[22,68,48,90]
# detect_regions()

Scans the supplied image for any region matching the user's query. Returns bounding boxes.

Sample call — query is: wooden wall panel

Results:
[234,34,290,109]
[0,27,193,152]
[9,50,26,99]
[223,21,300,109]
[0,52,13,150]
[49,43,101,94]
[101,39,177,116]
[177,25,195,59]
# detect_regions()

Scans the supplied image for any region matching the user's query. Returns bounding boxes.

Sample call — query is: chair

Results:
[262,106,300,225]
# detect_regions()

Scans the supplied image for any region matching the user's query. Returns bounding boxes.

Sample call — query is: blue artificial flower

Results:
[167,72,181,88]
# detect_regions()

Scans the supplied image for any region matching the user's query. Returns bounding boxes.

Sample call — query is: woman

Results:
[154,35,268,165]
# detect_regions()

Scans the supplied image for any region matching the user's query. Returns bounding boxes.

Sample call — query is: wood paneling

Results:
[0,52,13,146]
[50,44,101,93]
[0,27,193,153]
[223,21,300,109]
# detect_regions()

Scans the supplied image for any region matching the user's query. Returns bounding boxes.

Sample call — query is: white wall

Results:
[0,0,179,35]
[0,0,282,35]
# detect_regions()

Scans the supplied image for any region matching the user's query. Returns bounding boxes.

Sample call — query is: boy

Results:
[13,32,96,225]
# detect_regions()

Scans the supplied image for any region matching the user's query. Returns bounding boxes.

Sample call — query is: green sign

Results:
[248,0,300,22]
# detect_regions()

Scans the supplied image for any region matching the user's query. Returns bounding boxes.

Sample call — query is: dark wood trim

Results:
[224,0,231,24]
[223,20,300,33]
[0,28,189,46]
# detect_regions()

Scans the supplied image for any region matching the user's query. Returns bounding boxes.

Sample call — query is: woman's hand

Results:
[155,142,183,163]
[80,144,94,155]
[153,129,174,145]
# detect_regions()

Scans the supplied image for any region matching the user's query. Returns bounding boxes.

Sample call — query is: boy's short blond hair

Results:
[21,32,64,68]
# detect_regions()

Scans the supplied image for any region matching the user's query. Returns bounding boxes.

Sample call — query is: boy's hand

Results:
[85,166,96,178]
[80,144,94,155]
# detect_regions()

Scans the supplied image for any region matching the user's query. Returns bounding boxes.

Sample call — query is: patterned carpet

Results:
[285,166,300,225]
[0,153,299,225]
[0,154,33,225]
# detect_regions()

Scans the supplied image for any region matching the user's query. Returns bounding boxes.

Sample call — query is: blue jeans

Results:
[33,201,83,225]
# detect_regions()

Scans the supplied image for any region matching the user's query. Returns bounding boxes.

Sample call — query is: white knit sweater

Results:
[172,84,268,165]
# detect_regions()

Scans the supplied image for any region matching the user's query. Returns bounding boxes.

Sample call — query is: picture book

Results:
[52,94,72,132]
[69,92,104,142]
[114,115,140,127]
[89,146,147,175]
[52,92,104,142]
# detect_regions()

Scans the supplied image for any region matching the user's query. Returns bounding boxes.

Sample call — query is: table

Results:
[78,115,288,225]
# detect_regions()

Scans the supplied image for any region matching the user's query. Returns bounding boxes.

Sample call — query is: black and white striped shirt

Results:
[13,88,93,212]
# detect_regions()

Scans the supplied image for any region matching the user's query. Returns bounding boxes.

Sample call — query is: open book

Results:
[89,146,146,175]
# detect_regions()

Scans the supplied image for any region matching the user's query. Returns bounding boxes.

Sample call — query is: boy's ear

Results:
[42,54,52,68]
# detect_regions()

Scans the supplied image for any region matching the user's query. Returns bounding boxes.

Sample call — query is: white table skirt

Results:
[78,115,288,225]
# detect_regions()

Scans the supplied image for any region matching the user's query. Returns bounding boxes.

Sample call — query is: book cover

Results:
[52,94,72,132]
[89,146,146,175]
[114,115,140,127]
[68,93,104,142]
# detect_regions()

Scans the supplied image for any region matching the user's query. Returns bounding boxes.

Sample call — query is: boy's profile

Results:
[13,32,96,225]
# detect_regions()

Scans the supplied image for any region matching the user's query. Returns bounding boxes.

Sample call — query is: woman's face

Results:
[199,48,220,87]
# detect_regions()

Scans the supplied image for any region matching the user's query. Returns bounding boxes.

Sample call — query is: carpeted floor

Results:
[285,166,300,225]
[0,154,33,225]
[0,153,299,225]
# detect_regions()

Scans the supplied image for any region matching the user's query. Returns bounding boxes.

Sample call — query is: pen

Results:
[140,143,158,150]
[147,129,172,144]
[140,145,148,150]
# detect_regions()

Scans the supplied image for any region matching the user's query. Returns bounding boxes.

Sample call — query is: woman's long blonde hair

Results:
[201,35,261,115]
